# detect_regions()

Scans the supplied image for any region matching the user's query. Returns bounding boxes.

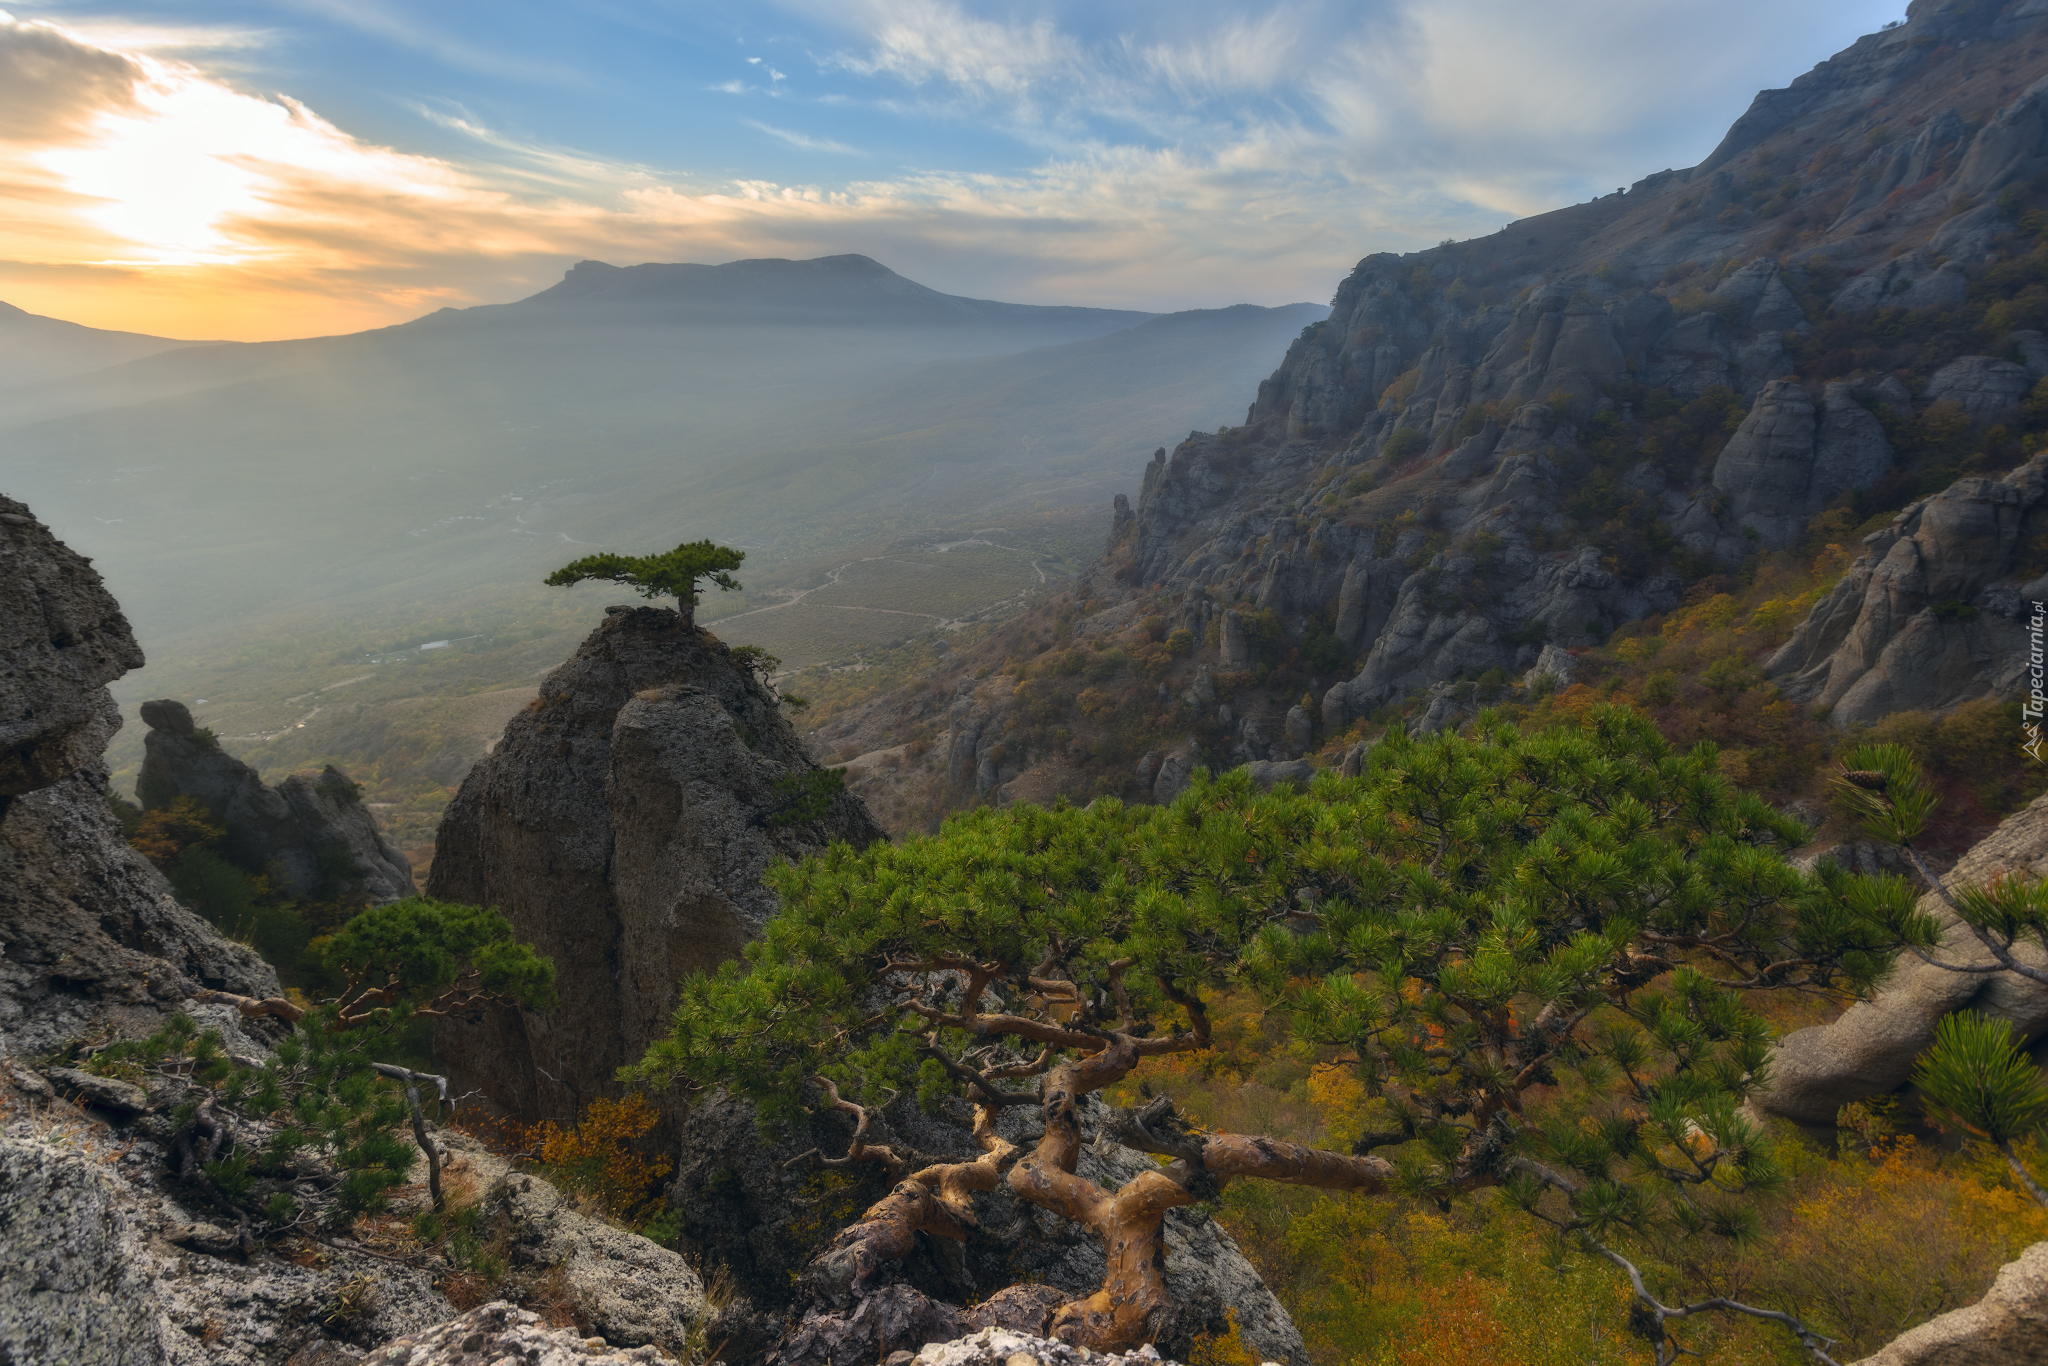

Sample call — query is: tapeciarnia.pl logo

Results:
[2028,600,2045,762]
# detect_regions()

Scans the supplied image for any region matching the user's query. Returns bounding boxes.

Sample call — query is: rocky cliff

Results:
[0,498,277,1060]
[798,0,2048,827]
[138,697,416,904]
[429,605,887,1124]
[1767,452,2048,725]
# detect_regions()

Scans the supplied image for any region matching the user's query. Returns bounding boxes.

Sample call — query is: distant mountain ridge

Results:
[426,253,1160,331]
[0,300,223,391]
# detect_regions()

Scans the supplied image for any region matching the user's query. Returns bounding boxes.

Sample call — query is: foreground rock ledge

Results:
[354,1302,676,1364]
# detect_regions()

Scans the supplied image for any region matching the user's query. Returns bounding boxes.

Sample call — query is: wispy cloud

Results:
[741,118,859,155]
[276,0,587,85]
[0,1,1903,340]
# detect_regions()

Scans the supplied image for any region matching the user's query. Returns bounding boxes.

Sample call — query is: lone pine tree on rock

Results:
[632,708,1928,1366]
[546,539,745,626]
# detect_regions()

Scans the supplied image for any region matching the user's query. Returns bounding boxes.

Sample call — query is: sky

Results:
[0,1,1905,341]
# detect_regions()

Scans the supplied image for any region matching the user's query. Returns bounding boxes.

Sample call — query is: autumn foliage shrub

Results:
[525,1093,675,1231]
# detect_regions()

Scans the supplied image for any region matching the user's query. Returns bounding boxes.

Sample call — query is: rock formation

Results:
[138,698,415,903]
[429,605,887,1124]
[0,492,142,808]
[1768,454,2048,727]
[1847,1240,2048,1366]
[0,500,278,1060]
[1759,793,2048,1126]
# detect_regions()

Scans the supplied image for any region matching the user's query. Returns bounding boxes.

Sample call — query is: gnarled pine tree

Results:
[632,708,1925,1366]
[545,539,744,626]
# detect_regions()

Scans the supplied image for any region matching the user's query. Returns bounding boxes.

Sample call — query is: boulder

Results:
[1924,356,2033,426]
[0,496,143,804]
[1758,794,2048,1125]
[1849,1241,2048,1366]
[1153,739,1199,803]
[1768,455,2048,727]
[1282,705,1314,754]
[1520,643,1578,689]
[42,1067,146,1114]
[137,702,414,904]
[442,1131,704,1352]
[2,764,280,1058]
[356,1303,677,1365]
[1243,759,1316,786]
[429,606,886,1124]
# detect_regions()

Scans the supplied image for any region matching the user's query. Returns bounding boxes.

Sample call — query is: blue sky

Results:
[0,1,1904,338]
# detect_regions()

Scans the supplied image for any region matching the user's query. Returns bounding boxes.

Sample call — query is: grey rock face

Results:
[1925,355,2033,425]
[1282,705,1313,754]
[1519,643,1578,689]
[0,1128,193,1365]
[1758,794,2048,1125]
[1812,383,1893,506]
[0,496,143,804]
[1768,455,2047,727]
[429,606,886,1124]
[0,1123,451,1366]
[2,764,279,1058]
[1712,379,1817,549]
[137,700,414,904]
[357,1302,679,1365]
[1243,758,1316,786]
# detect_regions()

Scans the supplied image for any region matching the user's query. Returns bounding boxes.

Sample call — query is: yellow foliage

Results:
[525,1093,673,1226]
[1663,592,1740,638]
[1306,1063,1369,1149]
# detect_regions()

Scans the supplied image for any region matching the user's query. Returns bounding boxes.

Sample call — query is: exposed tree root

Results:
[803,1100,1017,1303]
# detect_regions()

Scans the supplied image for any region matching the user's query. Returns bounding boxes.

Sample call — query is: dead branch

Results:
[783,1077,906,1180]
[176,978,306,1024]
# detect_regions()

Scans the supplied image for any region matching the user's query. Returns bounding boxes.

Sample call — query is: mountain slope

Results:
[798,0,2048,840]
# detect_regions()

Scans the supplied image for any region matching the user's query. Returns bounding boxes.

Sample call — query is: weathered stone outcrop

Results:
[1758,794,2048,1126]
[1924,354,2034,425]
[138,699,415,903]
[1768,454,2047,727]
[0,1122,452,1365]
[1849,1240,2048,1366]
[0,494,142,805]
[0,500,278,1060]
[429,605,886,1124]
